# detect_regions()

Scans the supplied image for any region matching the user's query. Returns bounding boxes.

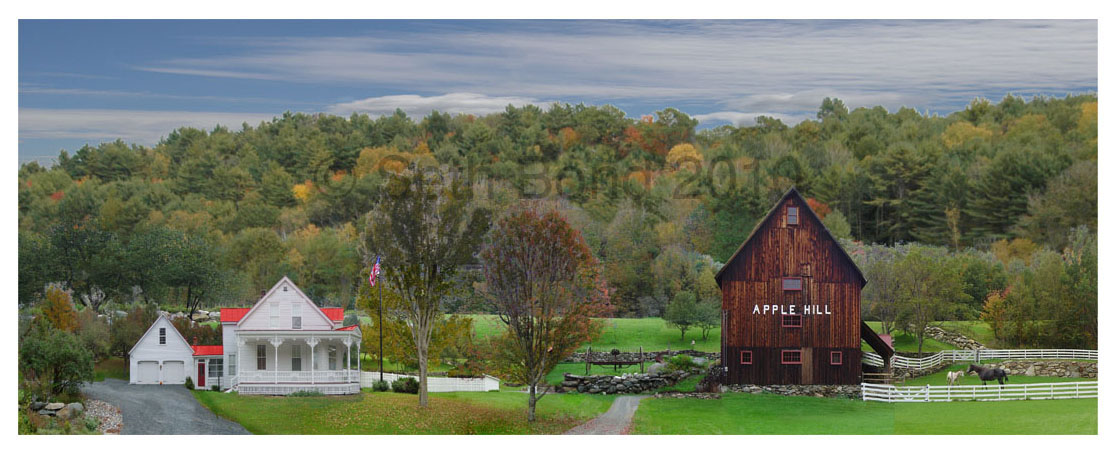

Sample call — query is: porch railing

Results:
[237,369,361,384]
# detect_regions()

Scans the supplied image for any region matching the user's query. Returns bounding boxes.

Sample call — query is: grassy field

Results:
[93,358,128,382]
[631,392,1097,434]
[193,389,614,434]
[861,322,956,352]
[897,365,1097,387]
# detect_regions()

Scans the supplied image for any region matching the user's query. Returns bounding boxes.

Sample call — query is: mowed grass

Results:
[861,322,957,352]
[468,315,720,352]
[193,389,615,435]
[897,364,1097,387]
[93,358,128,382]
[631,392,1097,434]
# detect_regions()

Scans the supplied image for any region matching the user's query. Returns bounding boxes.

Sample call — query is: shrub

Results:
[371,380,389,392]
[211,384,219,391]
[84,415,99,432]
[184,377,193,389]
[18,327,94,399]
[392,377,419,394]
[342,314,359,327]
[288,390,324,397]
[665,354,697,372]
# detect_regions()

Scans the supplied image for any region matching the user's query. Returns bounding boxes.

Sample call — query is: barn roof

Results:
[714,187,867,287]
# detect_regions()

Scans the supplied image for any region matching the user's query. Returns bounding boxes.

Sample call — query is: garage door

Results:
[136,361,159,384]
[163,361,186,384]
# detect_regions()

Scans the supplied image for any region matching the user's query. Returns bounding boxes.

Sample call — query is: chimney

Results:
[193,336,198,346]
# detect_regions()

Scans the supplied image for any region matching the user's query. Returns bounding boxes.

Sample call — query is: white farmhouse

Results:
[129,276,363,395]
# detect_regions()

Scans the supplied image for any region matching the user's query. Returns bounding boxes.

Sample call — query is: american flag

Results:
[369,256,381,287]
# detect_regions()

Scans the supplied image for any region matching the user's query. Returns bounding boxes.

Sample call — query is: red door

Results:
[198,362,206,388]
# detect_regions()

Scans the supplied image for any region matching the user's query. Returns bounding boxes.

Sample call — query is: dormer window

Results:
[787,206,799,225]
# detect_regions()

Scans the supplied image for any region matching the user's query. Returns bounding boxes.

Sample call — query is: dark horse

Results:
[968,364,1009,387]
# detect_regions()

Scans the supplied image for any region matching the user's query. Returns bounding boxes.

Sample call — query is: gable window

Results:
[291,345,302,371]
[159,327,166,345]
[740,350,753,365]
[257,344,266,370]
[292,304,302,330]
[787,206,799,225]
[782,277,803,291]
[781,314,803,328]
[781,349,802,365]
[830,351,843,365]
[328,346,338,371]
[229,354,237,376]
[270,302,280,329]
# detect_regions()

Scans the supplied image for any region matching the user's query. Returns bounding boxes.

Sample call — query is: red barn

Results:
[716,188,893,385]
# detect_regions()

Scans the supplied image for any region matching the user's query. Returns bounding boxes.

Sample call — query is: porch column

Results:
[343,337,353,383]
[307,337,319,385]
[357,340,361,377]
[270,337,283,384]
[237,338,245,386]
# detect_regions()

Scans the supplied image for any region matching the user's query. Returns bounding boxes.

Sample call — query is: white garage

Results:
[129,314,194,385]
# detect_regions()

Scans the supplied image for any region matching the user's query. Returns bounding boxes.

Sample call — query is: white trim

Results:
[128,313,192,356]
[236,276,335,329]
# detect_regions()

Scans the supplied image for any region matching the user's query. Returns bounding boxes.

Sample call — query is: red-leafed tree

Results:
[806,197,831,220]
[481,204,611,422]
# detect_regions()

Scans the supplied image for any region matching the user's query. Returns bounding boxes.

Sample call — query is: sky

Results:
[17,19,1097,165]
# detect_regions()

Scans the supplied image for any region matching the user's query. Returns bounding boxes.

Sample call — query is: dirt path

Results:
[564,395,649,435]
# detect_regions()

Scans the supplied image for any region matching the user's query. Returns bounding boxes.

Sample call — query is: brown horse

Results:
[968,364,1009,387]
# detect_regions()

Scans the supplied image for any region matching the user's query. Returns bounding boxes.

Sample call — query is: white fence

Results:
[360,371,501,392]
[862,381,1097,402]
[863,349,1098,370]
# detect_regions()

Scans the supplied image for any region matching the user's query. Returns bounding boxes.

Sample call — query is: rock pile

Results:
[560,371,690,394]
[86,399,123,434]
[724,384,862,399]
[924,326,984,350]
[31,401,84,420]
[984,360,1097,378]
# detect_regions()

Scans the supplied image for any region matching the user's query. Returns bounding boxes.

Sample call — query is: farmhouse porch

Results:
[234,330,362,395]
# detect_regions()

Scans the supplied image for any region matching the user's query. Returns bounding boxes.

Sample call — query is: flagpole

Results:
[378,268,383,384]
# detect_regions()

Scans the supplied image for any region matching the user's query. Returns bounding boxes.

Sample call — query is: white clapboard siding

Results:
[237,276,334,330]
[129,314,195,384]
[861,381,1098,402]
[360,371,501,392]
[862,349,1098,371]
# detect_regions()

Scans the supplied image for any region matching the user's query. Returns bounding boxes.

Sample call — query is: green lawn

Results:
[631,392,1097,434]
[93,358,128,382]
[192,389,614,434]
[862,322,957,352]
[939,320,998,347]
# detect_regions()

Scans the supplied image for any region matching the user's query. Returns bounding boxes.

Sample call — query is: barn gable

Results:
[715,187,866,288]
[236,276,336,330]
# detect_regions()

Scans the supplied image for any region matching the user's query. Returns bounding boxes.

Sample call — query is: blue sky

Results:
[18,19,1097,165]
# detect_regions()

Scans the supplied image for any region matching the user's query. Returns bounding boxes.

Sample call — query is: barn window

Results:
[781,314,802,328]
[787,206,799,225]
[830,351,843,365]
[292,304,302,330]
[781,350,802,365]
[159,327,166,345]
[257,344,267,370]
[740,351,753,365]
[291,345,302,371]
[782,277,802,291]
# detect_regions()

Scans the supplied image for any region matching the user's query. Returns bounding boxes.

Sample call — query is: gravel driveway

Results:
[82,379,249,435]
[564,395,649,435]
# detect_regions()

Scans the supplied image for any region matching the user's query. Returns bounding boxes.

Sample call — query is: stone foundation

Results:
[724,384,862,399]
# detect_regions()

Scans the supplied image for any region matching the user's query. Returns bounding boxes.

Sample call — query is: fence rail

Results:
[862,381,1097,402]
[862,349,1098,370]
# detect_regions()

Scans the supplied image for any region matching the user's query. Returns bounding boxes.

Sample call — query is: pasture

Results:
[630,392,1097,434]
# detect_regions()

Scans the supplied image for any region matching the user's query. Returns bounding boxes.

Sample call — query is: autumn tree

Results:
[360,166,491,407]
[42,285,78,333]
[481,204,610,422]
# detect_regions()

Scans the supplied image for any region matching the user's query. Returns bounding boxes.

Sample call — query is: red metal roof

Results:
[334,325,359,331]
[219,308,250,322]
[321,308,345,322]
[192,345,223,356]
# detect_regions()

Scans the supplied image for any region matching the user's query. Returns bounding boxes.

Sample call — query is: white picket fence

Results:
[862,349,1098,370]
[360,371,501,392]
[862,381,1097,402]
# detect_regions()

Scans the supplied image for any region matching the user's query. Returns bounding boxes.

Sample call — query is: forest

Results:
[17,94,1098,349]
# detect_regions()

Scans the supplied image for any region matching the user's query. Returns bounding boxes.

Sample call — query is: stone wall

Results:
[559,371,690,394]
[564,349,720,363]
[923,326,985,350]
[724,384,861,399]
[984,360,1097,378]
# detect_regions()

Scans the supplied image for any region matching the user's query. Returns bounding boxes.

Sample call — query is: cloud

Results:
[19,108,278,144]
[327,92,544,117]
[692,111,811,127]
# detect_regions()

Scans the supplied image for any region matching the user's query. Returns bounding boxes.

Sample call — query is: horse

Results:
[946,370,964,386]
[968,364,1009,387]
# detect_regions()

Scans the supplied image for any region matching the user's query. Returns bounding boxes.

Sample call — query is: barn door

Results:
[197,362,206,388]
